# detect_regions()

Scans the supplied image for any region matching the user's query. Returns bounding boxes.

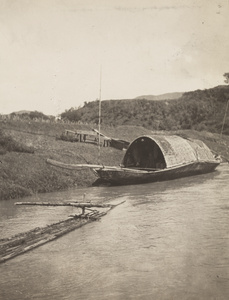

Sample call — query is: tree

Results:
[223,73,229,84]
[221,73,229,136]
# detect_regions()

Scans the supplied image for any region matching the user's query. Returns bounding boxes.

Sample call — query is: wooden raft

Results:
[0,201,124,264]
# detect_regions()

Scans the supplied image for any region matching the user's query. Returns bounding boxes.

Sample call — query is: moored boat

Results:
[95,135,220,185]
[47,134,220,186]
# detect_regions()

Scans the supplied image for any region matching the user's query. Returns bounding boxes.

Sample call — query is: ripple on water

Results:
[0,164,229,300]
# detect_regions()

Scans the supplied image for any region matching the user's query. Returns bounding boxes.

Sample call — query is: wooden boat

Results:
[47,135,220,186]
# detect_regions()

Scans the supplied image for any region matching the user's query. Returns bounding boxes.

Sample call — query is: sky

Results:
[1,0,229,116]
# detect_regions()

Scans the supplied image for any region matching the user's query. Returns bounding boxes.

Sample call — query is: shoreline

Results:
[1,120,229,201]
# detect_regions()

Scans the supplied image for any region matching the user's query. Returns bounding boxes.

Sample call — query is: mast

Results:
[98,66,102,163]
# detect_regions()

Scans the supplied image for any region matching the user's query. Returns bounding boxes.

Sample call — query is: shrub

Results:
[56,133,79,142]
[0,130,34,154]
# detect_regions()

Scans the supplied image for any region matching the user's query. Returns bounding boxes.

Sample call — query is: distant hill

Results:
[12,110,33,115]
[135,92,183,101]
[60,85,229,135]
[8,110,53,120]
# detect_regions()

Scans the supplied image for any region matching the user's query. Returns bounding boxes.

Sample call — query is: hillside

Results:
[135,92,183,101]
[61,85,229,135]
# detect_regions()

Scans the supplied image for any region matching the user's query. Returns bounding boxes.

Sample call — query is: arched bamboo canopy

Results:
[122,135,216,169]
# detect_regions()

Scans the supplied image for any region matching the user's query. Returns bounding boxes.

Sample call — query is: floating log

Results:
[1,200,125,263]
[0,215,93,263]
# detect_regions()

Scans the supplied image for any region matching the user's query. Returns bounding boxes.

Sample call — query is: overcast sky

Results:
[1,0,229,116]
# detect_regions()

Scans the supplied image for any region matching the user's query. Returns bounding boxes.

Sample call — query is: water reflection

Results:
[0,164,229,300]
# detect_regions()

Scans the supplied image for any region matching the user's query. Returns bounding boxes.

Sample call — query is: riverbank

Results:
[1,119,229,200]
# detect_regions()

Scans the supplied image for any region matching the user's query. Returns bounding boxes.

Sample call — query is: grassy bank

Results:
[1,119,229,201]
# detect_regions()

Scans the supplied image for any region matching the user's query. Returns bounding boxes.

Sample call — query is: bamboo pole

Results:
[46,158,104,170]
[98,65,102,164]
[15,202,113,208]
[46,158,122,171]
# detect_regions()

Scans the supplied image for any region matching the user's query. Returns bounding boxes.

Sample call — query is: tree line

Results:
[60,84,229,135]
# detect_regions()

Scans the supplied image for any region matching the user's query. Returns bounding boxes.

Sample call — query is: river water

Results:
[0,164,229,300]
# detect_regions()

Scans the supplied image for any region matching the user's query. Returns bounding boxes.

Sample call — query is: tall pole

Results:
[220,99,229,139]
[98,66,102,163]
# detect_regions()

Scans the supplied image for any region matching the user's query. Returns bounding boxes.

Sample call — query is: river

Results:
[0,164,229,300]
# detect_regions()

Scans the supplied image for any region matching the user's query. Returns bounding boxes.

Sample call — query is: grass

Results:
[0,120,125,200]
[0,119,229,201]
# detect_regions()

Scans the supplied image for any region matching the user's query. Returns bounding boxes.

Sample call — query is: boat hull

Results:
[94,161,220,185]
